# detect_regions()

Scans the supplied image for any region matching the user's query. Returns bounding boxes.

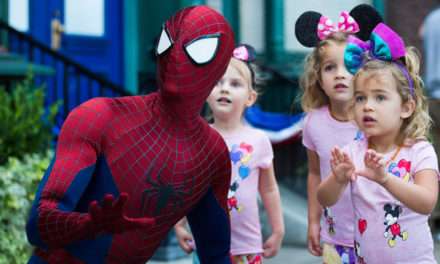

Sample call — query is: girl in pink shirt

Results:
[318,23,439,263]
[295,5,383,263]
[175,44,284,264]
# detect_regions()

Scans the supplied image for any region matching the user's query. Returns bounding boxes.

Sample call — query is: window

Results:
[64,0,104,36]
[8,0,29,31]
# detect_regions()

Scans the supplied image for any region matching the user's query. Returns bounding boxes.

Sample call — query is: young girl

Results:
[317,23,439,263]
[174,44,284,264]
[295,10,369,264]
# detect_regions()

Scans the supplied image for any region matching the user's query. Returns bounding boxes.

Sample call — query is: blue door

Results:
[30,0,123,85]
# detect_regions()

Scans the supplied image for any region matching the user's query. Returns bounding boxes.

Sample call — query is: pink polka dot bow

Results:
[317,11,360,40]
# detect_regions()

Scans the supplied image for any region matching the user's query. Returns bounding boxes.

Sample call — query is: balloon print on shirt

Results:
[383,203,408,247]
[388,159,411,183]
[354,130,365,141]
[324,207,336,236]
[227,142,254,212]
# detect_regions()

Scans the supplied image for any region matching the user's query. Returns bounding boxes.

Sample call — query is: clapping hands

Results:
[356,149,389,185]
[330,147,356,184]
[331,147,389,185]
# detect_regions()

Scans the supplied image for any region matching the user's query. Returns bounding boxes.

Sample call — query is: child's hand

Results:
[356,149,389,184]
[307,222,322,256]
[330,147,356,183]
[263,232,283,258]
[174,225,194,254]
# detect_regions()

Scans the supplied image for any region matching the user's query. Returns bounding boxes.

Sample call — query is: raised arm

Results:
[317,147,354,207]
[357,148,438,215]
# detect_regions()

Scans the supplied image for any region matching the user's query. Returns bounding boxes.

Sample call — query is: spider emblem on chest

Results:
[141,154,195,216]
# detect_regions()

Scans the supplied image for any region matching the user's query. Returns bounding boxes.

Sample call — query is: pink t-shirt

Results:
[216,125,273,255]
[345,138,439,263]
[302,106,359,247]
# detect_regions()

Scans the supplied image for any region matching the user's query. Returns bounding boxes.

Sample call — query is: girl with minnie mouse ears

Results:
[295,4,382,264]
[175,43,284,264]
[318,15,439,264]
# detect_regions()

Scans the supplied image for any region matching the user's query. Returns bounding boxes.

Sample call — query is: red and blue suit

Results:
[26,5,234,264]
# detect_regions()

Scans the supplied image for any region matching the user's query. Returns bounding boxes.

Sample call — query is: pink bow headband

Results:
[232,44,256,62]
[295,4,383,48]
[232,44,257,87]
[317,11,360,40]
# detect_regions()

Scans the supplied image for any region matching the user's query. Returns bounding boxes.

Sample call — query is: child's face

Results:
[320,42,354,104]
[353,70,414,142]
[207,63,256,120]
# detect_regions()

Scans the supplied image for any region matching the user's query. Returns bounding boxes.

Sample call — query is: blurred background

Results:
[1,0,440,263]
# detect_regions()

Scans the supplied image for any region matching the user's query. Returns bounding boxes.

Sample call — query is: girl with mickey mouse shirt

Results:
[295,4,382,263]
[318,21,439,263]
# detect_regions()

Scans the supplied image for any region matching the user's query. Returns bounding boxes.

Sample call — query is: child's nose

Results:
[219,85,230,93]
[336,65,351,79]
[363,99,374,111]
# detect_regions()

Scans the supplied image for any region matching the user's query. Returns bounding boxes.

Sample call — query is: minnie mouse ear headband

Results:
[295,4,383,47]
[344,23,415,97]
[232,44,257,86]
[233,44,256,62]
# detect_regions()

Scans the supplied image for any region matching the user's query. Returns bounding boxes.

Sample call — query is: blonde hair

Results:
[300,32,349,112]
[229,58,255,92]
[205,58,258,121]
[353,47,431,144]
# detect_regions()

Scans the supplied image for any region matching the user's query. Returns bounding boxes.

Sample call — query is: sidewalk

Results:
[149,241,440,264]
[148,246,319,264]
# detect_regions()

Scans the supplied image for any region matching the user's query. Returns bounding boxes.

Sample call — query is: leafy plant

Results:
[0,75,59,165]
[0,150,53,264]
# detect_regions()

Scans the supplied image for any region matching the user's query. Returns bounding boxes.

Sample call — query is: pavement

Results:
[148,240,440,264]
[148,246,320,264]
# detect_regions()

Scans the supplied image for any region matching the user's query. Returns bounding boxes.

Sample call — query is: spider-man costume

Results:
[26,5,234,264]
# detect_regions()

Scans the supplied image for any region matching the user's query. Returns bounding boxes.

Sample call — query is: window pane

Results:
[8,0,29,31]
[240,0,264,52]
[206,0,222,13]
[65,0,104,36]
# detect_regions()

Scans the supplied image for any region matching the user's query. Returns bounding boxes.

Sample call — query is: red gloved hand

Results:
[88,193,155,234]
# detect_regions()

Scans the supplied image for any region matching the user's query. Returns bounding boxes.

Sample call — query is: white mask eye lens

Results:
[184,34,220,65]
[156,27,173,55]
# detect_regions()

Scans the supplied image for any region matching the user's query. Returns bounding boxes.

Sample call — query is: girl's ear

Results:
[400,99,416,119]
[246,90,257,107]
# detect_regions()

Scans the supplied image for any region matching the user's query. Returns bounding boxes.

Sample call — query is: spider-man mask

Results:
[156,5,234,120]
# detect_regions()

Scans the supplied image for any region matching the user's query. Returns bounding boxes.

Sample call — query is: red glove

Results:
[88,193,155,234]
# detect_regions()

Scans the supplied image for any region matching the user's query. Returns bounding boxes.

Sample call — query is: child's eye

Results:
[355,96,365,103]
[231,80,243,88]
[323,64,335,72]
[376,95,386,101]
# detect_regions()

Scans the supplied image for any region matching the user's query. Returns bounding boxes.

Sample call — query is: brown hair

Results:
[353,47,431,144]
[299,32,349,112]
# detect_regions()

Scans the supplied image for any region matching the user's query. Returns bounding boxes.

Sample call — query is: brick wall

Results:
[385,0,440,73]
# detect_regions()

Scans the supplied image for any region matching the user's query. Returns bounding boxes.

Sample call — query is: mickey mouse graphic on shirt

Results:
[324,207,336,235]
[227,142,254,212]
[383,203,408,247]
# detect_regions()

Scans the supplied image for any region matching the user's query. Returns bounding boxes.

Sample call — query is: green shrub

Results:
[0,75,59,165]
[0,150,53,264]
